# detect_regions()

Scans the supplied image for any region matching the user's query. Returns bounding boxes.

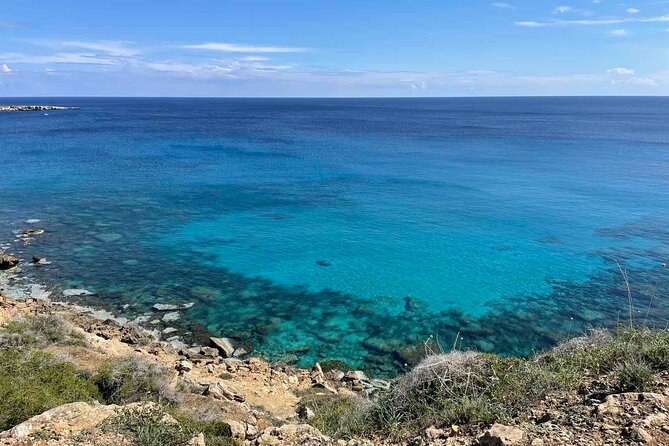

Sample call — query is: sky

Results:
[0,0,667,97]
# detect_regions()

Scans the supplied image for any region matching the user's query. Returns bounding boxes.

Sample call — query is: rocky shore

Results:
[1,227,669,445]
[0,105,79,112]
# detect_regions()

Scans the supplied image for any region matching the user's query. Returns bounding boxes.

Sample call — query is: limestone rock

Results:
[478,424,527,446]
[205,382,246,402]
[256,424,331,446]
[176,359,194,372]
[188,433,206,446]
[211,337,235,358]
[0,401,118,440]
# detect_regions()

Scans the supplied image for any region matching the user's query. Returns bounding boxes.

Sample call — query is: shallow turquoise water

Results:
[1,97,668,374]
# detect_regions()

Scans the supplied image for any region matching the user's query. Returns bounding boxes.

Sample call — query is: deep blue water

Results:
[1,97,668,375]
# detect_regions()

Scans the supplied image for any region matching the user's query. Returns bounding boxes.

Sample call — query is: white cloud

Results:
[627,8,640,14]
[515,14,669,27]
[1,63,11,73]
[22,39,140,57]
[183,42,308,53]
[0,52,118,65]
[492,3,513,8]
[609,28,628,36]
[607,67,635,75]
[238,56,271,61]
[553,6,574,14]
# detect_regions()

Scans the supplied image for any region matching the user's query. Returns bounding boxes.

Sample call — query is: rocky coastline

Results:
[0,105,79,112]
[2,226,669,445]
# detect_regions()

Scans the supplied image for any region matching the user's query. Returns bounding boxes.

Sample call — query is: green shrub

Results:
[94,356,178,405]
[103,405,238,446]
[615,360,655,392]
[0,314,86,348]
[318,329,669,440]
[0,350,99,431]
[174,412,237,446]
[305,395,370,439]
[102,405,189,446]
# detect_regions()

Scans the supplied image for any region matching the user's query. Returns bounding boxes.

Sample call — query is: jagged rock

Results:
[211,337,235,357]
[0,254,19,270]
[177,359,194,372]
[246,423,259,440]
[297,404,316,420]
[201,346,219,358]
[233,347,249,357]
[256,424,331,445]
[227,420,246,440]
[597,393,669,417]
[478,424,527,446]
[205,382,246,402]
[119,323,153,344]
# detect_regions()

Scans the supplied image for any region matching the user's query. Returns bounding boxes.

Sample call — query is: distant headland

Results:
[0,105,79,112]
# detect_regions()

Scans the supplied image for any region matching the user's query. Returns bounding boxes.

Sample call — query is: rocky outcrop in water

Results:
[0,105,79,112]
[0,254,18,270]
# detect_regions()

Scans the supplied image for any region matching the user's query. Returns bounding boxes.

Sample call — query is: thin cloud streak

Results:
[21,39,141,57]
[183,42,309,53]
[515,14,669,27]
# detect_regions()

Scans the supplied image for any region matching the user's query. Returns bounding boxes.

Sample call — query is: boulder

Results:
[205,382,246,402]
[210,337,235,358]
[0,254,19,270]
[478,424,527,446]
[0,401,118,440]
[227,420,246,440]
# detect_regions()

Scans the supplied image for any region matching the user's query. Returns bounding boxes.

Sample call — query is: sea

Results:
[1,97,668,375]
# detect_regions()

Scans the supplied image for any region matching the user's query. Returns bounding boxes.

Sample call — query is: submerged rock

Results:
[63,288,94,297]
[152,302,194,311]
[162,312,180,322]
[315,260,332,267]
[20,228,45,236]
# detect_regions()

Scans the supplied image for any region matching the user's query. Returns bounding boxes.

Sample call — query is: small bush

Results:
[103,405,238,446]
[102,405,189,446]
[94,356,178,405]
[306,395,370,439]
[615,360,655,392]
[174,412,237,446]
[0,314,86,348]
[0,350,99,431]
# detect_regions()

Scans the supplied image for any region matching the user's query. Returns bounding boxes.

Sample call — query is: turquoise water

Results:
[1,97,668,375]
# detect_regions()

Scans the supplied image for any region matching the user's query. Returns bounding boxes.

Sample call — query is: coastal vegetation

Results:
[1,299,668,445]
[305,328,669,440]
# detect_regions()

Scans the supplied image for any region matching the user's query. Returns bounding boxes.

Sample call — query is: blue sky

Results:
[0,0,667,96]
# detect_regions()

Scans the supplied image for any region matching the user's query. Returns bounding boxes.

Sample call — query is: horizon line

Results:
[0,94,668,100]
